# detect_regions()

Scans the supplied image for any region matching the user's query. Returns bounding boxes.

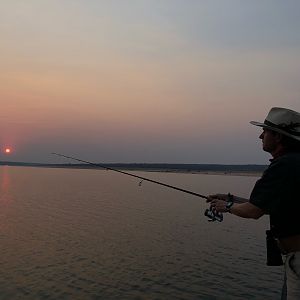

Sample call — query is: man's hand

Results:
[207,193,232,202]
[207,193,264,219]
[207,194,231,213]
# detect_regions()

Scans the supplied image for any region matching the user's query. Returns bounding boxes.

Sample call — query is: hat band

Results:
[264,120,300,136]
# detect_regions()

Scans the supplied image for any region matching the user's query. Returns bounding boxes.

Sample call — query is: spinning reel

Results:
[204,206,223,222]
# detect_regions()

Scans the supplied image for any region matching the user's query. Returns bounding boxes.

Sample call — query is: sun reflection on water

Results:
[0,166,13,205]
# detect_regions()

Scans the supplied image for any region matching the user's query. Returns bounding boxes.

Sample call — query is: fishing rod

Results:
[51,152,223,222]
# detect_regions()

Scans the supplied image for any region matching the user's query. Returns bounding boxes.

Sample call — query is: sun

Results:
[5,148,11,154]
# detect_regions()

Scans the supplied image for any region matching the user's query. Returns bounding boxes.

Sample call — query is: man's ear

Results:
[275,132,284,143]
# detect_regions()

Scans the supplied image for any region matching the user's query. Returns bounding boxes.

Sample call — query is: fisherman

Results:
[207,107,300,300]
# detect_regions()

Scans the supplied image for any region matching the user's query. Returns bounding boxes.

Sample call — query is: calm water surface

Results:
[0,167,283,299]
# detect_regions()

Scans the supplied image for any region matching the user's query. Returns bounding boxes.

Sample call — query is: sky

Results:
[1,0,300,164]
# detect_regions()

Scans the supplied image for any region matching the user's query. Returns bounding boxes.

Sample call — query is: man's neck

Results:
[271,145,286,159]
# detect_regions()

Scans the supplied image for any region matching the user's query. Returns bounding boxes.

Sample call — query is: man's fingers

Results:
[207,194,220,202]
[207,194,225,202]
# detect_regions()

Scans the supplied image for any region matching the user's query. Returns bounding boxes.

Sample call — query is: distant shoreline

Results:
[0,161,265,177]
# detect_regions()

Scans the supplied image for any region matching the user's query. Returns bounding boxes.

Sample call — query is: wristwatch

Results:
[225,201,234,213]
[225,193,234,213]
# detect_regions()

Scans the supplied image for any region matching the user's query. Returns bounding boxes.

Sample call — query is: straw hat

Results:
[250,107,300,141]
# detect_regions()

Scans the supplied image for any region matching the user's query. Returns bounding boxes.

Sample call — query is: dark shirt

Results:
[249,152,300,238]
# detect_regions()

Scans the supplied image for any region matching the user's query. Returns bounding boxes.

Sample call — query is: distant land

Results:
[0,161,267,175]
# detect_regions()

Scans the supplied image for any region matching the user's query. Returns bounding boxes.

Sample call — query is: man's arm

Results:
[232,195,249,204]
[229,202,264,219]
[207,194,265,219]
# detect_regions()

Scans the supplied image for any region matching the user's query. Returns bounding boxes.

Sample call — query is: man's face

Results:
[259,128,279,153]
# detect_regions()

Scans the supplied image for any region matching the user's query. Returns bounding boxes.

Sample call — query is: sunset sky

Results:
[1,1,300,164]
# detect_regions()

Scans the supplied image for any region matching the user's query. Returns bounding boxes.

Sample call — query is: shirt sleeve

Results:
[249,158,290,214]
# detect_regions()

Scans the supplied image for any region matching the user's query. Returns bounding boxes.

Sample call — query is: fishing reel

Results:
[204,206,223,222]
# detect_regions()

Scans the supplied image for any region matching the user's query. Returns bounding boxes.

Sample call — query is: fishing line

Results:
[51,152,208,200]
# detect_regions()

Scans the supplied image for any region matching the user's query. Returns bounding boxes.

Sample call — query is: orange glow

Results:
[5,148,11,154]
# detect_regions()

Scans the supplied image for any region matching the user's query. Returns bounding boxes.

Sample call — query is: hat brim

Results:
[250,121,300,141]
[250,121,266,127]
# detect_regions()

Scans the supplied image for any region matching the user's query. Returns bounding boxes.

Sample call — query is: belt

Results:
[278,234,300,254]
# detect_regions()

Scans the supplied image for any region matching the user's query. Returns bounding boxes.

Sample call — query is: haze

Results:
[1,1,300,164]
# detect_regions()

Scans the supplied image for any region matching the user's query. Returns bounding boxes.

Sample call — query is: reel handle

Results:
[204,206,223,222]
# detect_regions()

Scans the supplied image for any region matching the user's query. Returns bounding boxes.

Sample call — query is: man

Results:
[208,107,300,300]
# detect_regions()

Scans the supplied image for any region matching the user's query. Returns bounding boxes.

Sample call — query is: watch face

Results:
[226,201,233,209]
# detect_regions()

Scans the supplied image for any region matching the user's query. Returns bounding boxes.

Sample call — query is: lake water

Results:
[0,166,283,299]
